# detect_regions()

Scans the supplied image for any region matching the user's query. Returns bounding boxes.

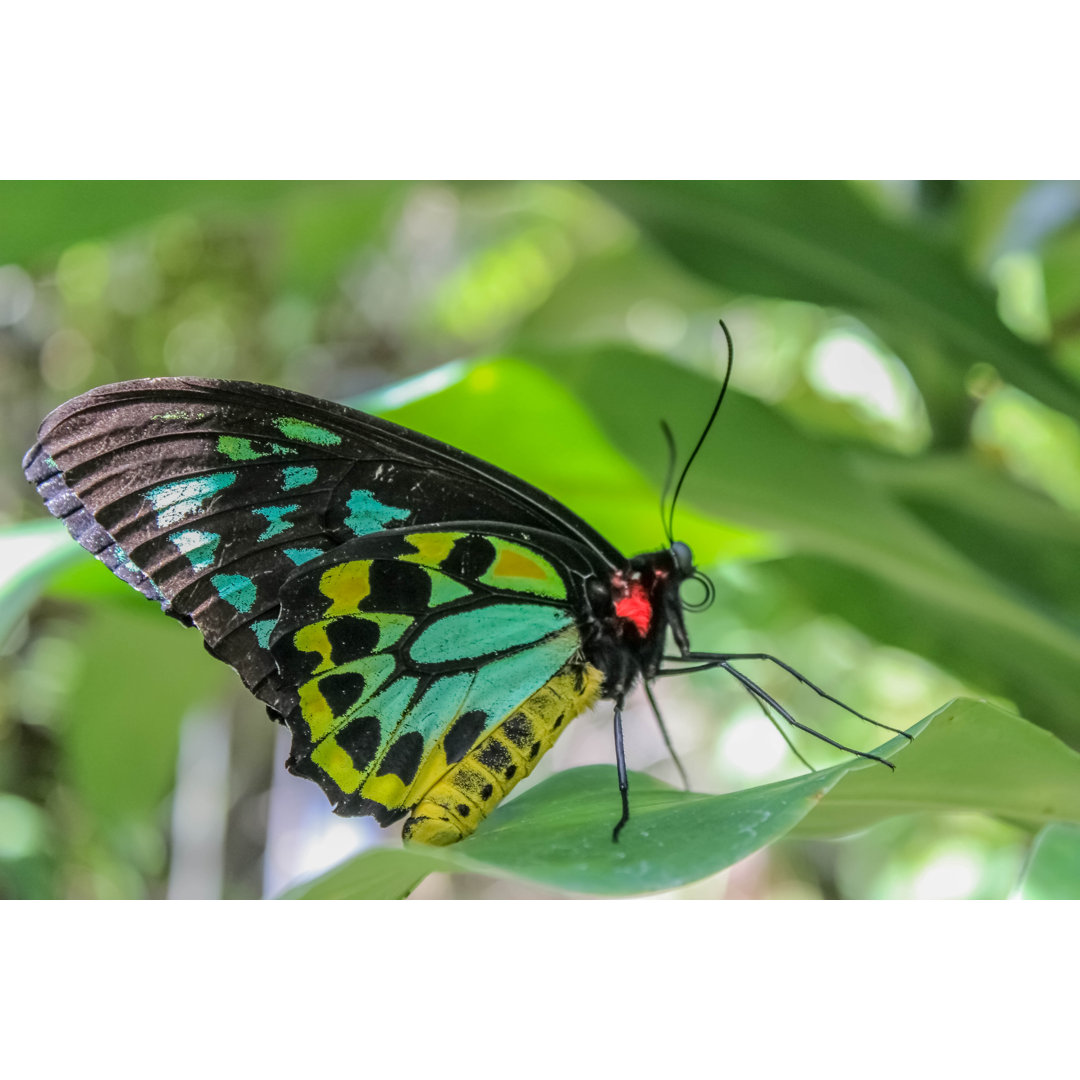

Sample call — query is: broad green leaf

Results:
[1017,824,1080,899]
[285,698,1080,899]
[282,725,919,900]
[794,699,1080,837]
[589,181,1080,419]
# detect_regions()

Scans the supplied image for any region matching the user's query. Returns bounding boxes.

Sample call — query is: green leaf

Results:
[589,180,1080,419]
[284,697,1080,899]
[794,699,1080,837]
[279,847,445,901]
[860,451,1080,623]
[282,724,919,900]
[1018,824,1080,899]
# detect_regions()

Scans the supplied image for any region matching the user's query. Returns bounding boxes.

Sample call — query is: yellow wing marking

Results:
[311,736,362,793]
[400,531,465,567]
[319,560,372,615]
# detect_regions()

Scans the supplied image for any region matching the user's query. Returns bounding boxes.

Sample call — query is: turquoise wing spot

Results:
[283,547,323,566]
[212,573,256,613]
[254,504,299,541]
[408,603,573,664]
[251,618,277,648]
[393,672,474,744]
[273,417,342,446]
[424,568,472,606]
[145,472,237,528]
[282,465,318,490]
[168,529,221,571]
[344,489,409,536]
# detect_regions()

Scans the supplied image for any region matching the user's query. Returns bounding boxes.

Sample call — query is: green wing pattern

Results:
[271,529,583,821]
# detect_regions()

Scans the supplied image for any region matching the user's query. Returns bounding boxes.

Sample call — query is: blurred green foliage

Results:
[2,180,1080,899]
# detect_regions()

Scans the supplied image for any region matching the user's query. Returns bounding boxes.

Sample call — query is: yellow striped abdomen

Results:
[402,659,604,846]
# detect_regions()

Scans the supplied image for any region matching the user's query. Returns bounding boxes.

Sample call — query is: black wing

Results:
[23,377,623,719]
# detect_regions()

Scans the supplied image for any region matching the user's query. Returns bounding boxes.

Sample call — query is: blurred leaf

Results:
[279,847,443,901]
[958,181,1031,270]
[0,520,84,643]
[1043,225,1080,324]
[861,452,1080,623]
[62,605,227,824]
[283,722,918,900]
[1018,823,1080,899]
[0,181,341,266]
[276,184,402,297]
[795,699,1080,837]
[589,181,1080,419]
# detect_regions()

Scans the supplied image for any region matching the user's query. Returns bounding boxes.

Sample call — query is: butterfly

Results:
[23,324,904,844]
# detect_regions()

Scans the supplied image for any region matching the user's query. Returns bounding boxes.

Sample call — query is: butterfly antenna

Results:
[666,319,734,542]
[658,420,678,546]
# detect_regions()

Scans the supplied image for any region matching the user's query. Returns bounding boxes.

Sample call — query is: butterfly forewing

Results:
[24,378,621,721]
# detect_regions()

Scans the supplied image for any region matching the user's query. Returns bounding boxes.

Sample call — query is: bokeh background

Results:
[2,180,1079,899]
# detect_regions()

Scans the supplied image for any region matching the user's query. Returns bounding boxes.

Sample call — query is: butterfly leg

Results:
[642,678,690,789]
[667,651,911,741]
[612,696,630,842]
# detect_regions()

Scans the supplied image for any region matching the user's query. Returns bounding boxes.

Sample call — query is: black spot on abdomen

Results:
[502,712,533,748]
[476,739,512,775]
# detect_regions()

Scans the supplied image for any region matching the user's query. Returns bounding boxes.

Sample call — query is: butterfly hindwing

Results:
[271,528,584,821]
[23,378,621,723]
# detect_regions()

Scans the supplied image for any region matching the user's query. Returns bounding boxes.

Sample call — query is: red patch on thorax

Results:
[615,580,653,636]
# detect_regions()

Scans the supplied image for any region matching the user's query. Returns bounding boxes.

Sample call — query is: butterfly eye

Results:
[670,541,694,578]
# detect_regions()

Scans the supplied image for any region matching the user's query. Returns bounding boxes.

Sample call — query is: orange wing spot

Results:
[615,582,652,635]
[492,547,548,581]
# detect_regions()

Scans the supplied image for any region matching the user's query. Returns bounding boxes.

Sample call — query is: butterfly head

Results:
[670,540,694,578]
